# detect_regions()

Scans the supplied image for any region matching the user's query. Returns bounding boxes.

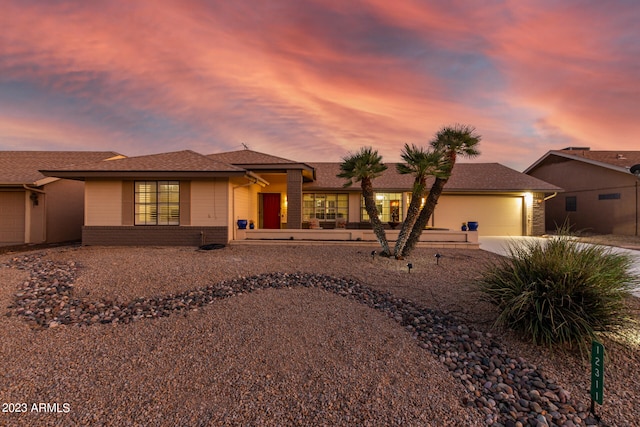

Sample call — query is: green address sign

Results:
[590,341,604,405]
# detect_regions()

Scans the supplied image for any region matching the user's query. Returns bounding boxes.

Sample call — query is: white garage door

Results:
[0,191,26,244]
[433,195,524,236]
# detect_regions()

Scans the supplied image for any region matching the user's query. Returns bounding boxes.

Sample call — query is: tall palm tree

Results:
[402,124,481,256]
[393,144,448,258]
[337,147,391,256]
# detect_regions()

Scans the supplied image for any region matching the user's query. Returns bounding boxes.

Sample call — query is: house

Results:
[0,151,122,246]
[525,147,640,236]
[304,162,560,236]
[39,148,561,246]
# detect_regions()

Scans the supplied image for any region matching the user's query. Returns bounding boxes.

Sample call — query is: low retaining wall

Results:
[82,226,228,246]
[238,229,478,243]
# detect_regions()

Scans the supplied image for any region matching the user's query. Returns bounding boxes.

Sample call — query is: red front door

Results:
[262,193,281,229]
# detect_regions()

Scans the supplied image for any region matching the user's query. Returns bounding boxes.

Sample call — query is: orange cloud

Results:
[1,0,639,170]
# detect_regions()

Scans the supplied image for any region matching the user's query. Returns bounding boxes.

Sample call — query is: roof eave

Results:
[39,170,248,180]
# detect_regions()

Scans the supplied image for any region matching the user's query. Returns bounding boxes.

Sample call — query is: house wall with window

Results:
[528,159,639,235]
[82,178,231,246]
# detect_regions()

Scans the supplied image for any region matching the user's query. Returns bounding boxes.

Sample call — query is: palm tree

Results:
[402,124,481,256]
[337,147,391,256]
[393,144,448,258]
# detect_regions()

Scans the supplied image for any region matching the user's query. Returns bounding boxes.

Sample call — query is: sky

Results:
[1,0,639,172]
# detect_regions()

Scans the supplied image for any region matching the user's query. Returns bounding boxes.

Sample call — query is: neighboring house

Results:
[41,148,560,246]
[525,147,640,236]
[0,151,122,245]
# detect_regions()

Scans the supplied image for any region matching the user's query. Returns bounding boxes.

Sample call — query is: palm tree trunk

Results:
[402,151,457,257]
[393,179,426,258]
[402,176,448,256]
[361,178,391,256]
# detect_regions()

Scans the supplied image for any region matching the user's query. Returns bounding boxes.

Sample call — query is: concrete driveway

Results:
[479,236,640,298]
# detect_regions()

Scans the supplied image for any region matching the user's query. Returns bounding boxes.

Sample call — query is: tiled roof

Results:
[41,150,245,173]
[0,151,121,184]
[208,149,300,165]
[305,162,562,192]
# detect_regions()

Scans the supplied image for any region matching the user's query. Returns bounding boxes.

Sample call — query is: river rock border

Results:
[3,253,599,427]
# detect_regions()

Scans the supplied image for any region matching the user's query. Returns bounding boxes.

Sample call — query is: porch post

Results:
[286,170,302,229]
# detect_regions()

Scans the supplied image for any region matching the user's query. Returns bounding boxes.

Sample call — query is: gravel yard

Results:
[1,244,639,426]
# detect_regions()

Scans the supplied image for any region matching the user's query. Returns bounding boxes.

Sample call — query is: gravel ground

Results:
[1,244,639,426]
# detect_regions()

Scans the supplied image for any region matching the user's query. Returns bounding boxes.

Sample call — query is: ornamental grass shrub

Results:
[478,233,638,351]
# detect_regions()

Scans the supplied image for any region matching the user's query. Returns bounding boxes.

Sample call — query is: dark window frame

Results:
[598,193,621,200]
[134,181,180,225]
[565,196,577,212]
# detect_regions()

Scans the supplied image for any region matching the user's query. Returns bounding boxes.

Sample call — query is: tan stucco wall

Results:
[228,178,262,240]
[85,180,122,226]
[25,190,46,244]
[44,179,85,242]
[190,179,229,227]
[348,193,361,222]
[530,159,639,235]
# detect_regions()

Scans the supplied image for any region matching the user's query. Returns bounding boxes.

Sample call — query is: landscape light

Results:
[407,262,413,273]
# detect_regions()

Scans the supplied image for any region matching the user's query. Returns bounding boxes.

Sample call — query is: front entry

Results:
[261,193,281,229]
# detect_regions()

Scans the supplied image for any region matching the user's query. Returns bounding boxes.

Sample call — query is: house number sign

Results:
[590,340,604,405]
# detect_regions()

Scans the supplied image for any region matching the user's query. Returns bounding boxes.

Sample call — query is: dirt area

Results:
[0,242,638,426]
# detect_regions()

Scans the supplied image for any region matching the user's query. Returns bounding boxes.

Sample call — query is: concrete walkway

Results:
[479,236,640,298]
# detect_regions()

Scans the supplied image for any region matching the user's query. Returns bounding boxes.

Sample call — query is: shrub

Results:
[478,234,638,351]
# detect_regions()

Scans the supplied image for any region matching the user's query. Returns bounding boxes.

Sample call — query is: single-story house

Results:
[39,148,561,246]
[0,151,122,245]
[525,147,640,236]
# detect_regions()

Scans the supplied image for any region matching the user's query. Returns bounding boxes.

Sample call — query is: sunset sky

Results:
[1,0,638,171]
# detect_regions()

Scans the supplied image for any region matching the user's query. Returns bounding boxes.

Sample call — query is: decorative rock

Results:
[2,252,587,427]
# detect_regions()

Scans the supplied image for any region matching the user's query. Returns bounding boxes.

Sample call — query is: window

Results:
[598,193,621,200]
[361,193,403,222]
[135,181,180,225]
[303,193,348,221]
[565,196,577,212]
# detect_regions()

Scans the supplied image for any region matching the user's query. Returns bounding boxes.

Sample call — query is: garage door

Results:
[433,195,524,236]
[0,191,26,244]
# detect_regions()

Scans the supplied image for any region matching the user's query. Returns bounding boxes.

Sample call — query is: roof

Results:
[305,162,562,192]
[208,149,315,181]
[208,149,301,165]
[40,150,247,180]
[0,151,122,185]
[524,149,640,175]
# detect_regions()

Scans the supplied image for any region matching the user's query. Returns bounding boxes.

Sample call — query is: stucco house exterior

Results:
[40,148,561,246]
[525,148,640,236]
[0,151,122,246]
[304,161,560,236]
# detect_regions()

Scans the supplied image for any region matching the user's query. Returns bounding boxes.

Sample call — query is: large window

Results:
[135,181,180,225]
[361,193,403,222]
[303,193,348,221]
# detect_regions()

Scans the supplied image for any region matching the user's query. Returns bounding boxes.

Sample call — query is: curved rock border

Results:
[3,253,597,426]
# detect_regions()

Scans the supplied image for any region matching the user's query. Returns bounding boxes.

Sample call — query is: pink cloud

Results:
[1,0,638,170]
